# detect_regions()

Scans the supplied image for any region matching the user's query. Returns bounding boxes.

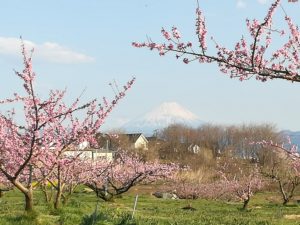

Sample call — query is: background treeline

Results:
[143,123,279,168]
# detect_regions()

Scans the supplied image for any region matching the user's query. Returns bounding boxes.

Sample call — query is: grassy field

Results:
[0,186,299,225]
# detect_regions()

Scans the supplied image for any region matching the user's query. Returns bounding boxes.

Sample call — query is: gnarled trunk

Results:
[86,183,115,202]
[97,192,114,202]
[54,165,65,209]
[25,188,33,211]
[242,198,250,210]
[282,198,289,206]
[13,180,34,211]
[54,188,62,209]
[278,180,289,206]
[41,184,54,203]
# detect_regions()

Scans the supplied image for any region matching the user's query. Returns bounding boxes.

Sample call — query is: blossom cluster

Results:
[0,42,135,202]
[133,0,300,83]
[254,138,300,176]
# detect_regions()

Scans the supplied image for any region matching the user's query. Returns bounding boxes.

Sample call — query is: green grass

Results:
[0,188,299,225]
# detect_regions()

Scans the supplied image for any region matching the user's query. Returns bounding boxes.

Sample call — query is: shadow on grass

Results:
[4,211,40,225]
[80,211,108,225]
[80,210,137,225]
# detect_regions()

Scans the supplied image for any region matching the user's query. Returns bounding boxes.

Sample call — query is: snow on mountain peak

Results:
[144,101,200,122]
[123,102,203,134]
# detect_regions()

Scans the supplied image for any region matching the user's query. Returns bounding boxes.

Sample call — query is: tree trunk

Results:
[95,186,112,201]
[41,184,51,203]
[283,196,290,205]
[62,190,72,205]
[54,165,64,209]
[62,194,69,205]
[25,187,33,211]
[54,183,65,209]
[242,198,250,210]
[0,190,3,198]
[12,180,34,211]
[62,186,76,206]
[54,189,62,209]
[101,194,114,202]
[86,183,115,201]
[278,180,289,206]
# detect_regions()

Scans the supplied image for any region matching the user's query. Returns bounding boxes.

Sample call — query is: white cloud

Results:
[236,0,247,9]
[0,37,94,64]
[257,0,268,4]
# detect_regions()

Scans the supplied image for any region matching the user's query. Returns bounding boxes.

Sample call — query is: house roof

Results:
[126,133,148,143]
[126,133,142,142]
[93,132,149,147]
[147,136,165,142]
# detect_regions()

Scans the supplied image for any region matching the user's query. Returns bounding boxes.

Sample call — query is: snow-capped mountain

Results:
[122,102,204,135]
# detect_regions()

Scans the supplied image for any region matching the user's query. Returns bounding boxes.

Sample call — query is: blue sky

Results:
[0,0,300,131]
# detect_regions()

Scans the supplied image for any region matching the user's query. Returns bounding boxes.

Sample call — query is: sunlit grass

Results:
[0,187,299,225]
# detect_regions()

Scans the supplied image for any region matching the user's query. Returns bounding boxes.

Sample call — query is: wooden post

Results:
[131,194,139,219]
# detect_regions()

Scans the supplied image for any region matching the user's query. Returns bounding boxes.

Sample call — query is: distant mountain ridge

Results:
[281,130,300,147]
[122,102,204,135]
[120,102,300,146]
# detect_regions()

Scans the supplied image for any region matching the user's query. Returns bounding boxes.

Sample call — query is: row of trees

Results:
[0,44,179,211]
[172,159,264,210]
[147,123,279,168]
[102,123,299,209]
[1,0,300,214]
[166,138,300,210]
[36,151,178,209]
[133,0,300,209]
[0,43,129,210]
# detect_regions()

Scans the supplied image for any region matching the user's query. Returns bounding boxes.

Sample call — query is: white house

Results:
[126,133,149,150]
[64,148,115,162]
[78,141,90,150]
[65,136,115,161]
[64,133,148,161]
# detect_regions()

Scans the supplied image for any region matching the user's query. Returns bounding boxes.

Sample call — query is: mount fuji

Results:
[122,102,204,135]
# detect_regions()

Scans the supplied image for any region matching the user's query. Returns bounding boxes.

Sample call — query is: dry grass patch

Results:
[284,214,300,219]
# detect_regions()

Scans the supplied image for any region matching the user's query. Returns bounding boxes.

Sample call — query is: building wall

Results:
[134,136,148,150]
[94,152,114,161]
[64,149,114,161]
